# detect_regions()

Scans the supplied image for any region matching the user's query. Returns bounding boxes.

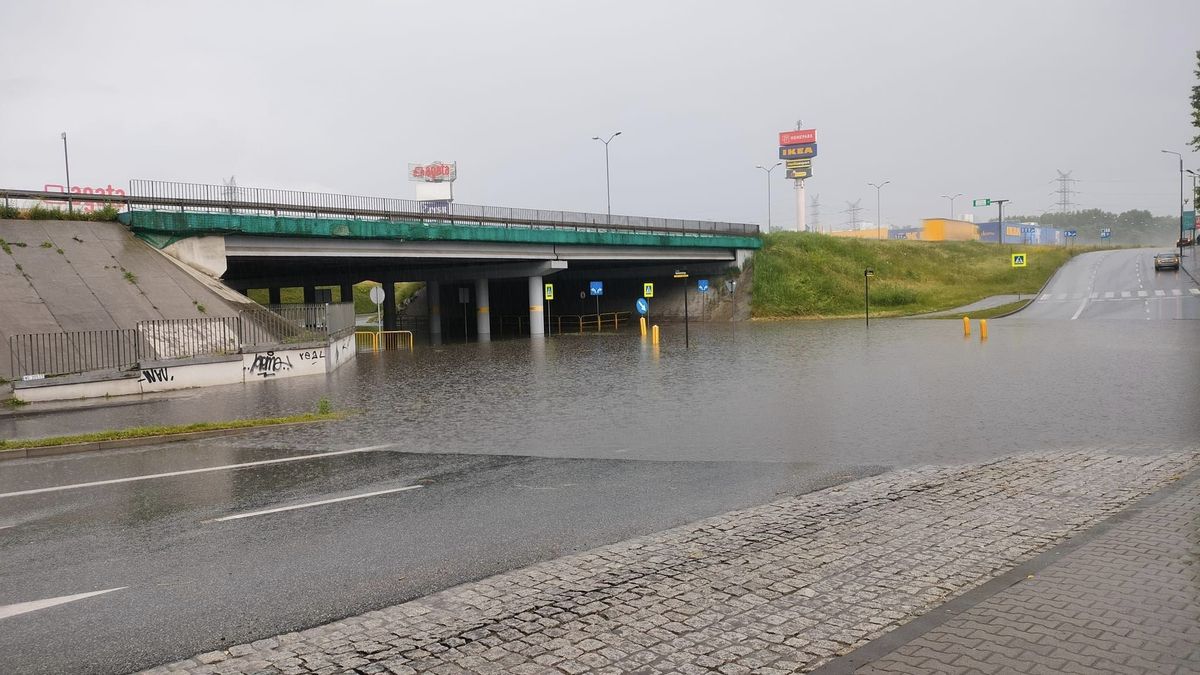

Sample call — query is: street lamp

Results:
[592,132,621,224]
[61,132,73,214]
[868,181,890,240]
[1162,150,1184,258]
[1187,169,1198,248]
[755,162,782,232]
[941,193,963,220]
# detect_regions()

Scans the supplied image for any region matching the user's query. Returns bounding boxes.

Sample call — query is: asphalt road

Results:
[0,445,876,675]
[1017,247,1199,320]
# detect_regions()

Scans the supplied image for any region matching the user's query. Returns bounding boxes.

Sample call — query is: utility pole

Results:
[809,193,821,233]
[1162,150,1184,259]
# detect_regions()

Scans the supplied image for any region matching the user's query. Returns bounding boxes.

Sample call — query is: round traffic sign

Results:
[636,298,649,315]
[369,286,385,305]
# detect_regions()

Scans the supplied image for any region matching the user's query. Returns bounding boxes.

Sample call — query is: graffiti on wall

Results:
[246,351,293,378]
[137,367,173,383]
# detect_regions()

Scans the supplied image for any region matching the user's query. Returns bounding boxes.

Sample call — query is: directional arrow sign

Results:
[697,279,709,293]
[635,298,649,315]
[589,280,604,296]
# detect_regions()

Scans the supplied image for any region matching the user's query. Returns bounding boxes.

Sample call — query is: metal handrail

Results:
[0,183,762,237]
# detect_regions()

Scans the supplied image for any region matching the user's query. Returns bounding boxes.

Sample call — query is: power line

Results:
[841,199,864,229]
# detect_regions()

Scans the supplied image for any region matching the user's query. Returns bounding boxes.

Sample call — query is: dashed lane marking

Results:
[0,587,126,621]
[206,486,423,523]
[0,444,398,499]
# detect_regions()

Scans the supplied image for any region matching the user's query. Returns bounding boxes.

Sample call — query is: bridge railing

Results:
[125,179,760,236]
[9,329,140,379]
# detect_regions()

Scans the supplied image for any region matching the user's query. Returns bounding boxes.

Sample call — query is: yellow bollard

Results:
[651,324,660,345]
[640,316,647,336]
[962,316,971,336]
[979,319,988,341]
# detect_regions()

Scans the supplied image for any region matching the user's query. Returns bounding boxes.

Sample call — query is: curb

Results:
[996,247,1089,319]
[0,420,328,462]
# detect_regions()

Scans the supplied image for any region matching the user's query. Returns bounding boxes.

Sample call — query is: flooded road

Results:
[6,318,1198,466]
[2,302,1198,674]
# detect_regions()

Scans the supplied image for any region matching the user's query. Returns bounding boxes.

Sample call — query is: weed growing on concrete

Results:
[193,301,207,314]
[56,248,64,255]
[123,271,138,284]
[40,241,53,248]
[317,397,333,415]
[0,239,26,254]
[2,397,28,409]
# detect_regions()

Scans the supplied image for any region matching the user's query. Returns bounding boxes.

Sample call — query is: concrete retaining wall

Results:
[15,341,356,402]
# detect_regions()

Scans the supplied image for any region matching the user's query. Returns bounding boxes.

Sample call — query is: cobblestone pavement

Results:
[141,450,1198,675]
[841,465,1200,675]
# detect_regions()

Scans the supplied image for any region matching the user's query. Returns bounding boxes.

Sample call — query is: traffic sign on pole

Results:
[589,281,604,296]
[1011,253,1027,268]
[697,279,709,293]
[972,198,992,207]
[544,284,554,300]
[643,283,654,298]
[635,298,648,315]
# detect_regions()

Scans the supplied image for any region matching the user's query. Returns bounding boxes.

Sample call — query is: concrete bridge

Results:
[4,181,761,340]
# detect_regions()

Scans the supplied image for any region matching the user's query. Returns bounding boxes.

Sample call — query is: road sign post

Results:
[589,280,604,325]
[1011,253,1027,268]
[369,285,385,332]
[864,268,874,326]
[544,284,554,335]
[643,282,654,326]
[674,270,689,348]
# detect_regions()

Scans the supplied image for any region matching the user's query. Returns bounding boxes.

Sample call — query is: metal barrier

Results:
[239,307,324,347]
[10,307,356,380]
[118,179,760,236]
[266,303,356,339]
[354,330,414,352]
[9,329,139,379]
[137,317,239,361]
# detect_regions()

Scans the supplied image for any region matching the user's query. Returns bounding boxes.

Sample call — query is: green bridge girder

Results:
[120,211,762,250]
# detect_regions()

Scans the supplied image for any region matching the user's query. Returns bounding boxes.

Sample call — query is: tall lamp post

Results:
[941,192,963,219]
[1162,150,1184,259]
[755,162,782,233]
[592,132,621,224]
[1188,169,1199,249]
[61,132,73,213]
[868,181,890,240]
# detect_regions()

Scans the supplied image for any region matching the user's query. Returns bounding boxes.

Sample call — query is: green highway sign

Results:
[972,198,992,207]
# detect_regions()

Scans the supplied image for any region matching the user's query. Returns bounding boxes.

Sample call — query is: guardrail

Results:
[265,303,355,339]
[137,317,239,361]
[498,311,632,336]
[0,182,761,237]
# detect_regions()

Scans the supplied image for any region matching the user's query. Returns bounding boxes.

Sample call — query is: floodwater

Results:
[6,318,1198,466]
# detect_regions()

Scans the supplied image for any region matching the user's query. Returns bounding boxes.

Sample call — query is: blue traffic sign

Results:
[1065,230,1077,237]
[697,279,709,293]
[635,298,648,315]
[589,280,604,296]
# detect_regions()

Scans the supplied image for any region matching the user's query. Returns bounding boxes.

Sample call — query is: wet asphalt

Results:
[1,248,1197,674]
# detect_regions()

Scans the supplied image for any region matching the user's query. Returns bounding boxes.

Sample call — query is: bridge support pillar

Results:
[339,282,354,304]
[268,287,281,305]
[528,275,545,337]
[382,279,397,330]
[475,278,491,341]
[303,285,316,304]
[427,281,442,339]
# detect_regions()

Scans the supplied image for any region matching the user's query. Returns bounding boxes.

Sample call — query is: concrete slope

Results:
[0,219,256,380]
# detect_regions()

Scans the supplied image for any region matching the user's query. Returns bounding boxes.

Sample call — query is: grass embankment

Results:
[753,232,1096,318]
[246,281,423,314]
[0,410,346,451]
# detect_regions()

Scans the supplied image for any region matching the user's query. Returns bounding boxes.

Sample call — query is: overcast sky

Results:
[1,0,1196,230]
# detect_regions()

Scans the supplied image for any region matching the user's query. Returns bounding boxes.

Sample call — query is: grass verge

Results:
[753,233,1105,318]
[0,411,346,451]
[923,299,1033,320]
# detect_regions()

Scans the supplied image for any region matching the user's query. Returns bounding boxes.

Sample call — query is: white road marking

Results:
[0,587,125,620]
[1055,293,1068,300]
[1190,288,1199,295]
[1171,289,1182,296]
[1040,294,1052,301]
[1070,298,1089,320]
[1089,292,1099,299]
[208,485,422,522]
[1120,291,1131,298]
[0,444,397,499]
[1104,292,1115,299]
[1137,290,1148,297]
[1155,290,1165,297]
